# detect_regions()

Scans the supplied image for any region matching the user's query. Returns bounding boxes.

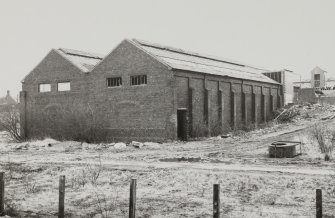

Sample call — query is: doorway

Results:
[177,109,188,141]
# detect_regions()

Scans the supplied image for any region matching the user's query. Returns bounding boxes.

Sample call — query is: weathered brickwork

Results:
[172,71,282,136]
[89,40,176,142]
[21,40,283,142]
[21,50,89,138]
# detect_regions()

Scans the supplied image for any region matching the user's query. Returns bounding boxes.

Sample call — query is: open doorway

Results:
[177,109,188,141]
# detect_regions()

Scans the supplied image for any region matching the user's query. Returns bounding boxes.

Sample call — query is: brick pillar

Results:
[218,90,224,130]
[261,94,266,122]
[184,110,189,141]
[19,91,27,139]
[204,89,210,136]
[231,92,236,130]
[270,95,274,113]
[277,95,282,108]
[242,92,247,126]
[252,93,257,126]
[188,88,193,137]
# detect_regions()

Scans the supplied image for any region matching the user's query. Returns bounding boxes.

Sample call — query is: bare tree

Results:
[0,105,23,142]
[311,124,335,161]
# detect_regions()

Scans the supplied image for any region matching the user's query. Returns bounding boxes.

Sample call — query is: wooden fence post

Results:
[59,175,65,218]
[316,189,322,218]
[0,172,4,216]
[213,184,220,218]
[129,179,136,218]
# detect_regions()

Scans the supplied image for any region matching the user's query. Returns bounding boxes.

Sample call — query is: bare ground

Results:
[0,118,335,217]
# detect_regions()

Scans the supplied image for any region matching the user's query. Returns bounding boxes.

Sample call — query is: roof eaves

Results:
[58,48,104,60]
[55,49,88,73]
[133,39,273,72]
[90,39,131,73]
[129,39,173,70]
[173,67,280,85]
[22,49,55,83]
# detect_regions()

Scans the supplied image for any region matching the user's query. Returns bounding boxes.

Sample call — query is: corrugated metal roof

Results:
[57,48,104,72]
[132,39,279,84]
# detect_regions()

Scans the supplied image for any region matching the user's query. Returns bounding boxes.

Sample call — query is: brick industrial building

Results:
[20,39,283,142]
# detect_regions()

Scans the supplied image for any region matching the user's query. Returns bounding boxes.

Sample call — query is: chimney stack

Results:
[6,90,10,96]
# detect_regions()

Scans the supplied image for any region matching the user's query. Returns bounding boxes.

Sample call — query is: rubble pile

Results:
[275,105,301,123]
[275,103,335,123]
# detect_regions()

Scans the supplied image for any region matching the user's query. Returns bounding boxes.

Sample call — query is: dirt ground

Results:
[0,106,335,217]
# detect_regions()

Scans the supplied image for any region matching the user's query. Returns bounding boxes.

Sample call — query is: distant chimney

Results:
[6,90,10,96]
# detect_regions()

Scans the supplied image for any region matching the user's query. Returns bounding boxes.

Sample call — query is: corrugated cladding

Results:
[132,39,279,84]
[57,48,104,72]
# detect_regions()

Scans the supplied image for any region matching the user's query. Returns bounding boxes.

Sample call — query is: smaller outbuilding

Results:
[0,90,17,112]
[263,69,301,105]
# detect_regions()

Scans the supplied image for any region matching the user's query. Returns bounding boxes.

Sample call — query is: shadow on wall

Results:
[320,97,335,105]
[299,88,319,104]
[29,100,109,143]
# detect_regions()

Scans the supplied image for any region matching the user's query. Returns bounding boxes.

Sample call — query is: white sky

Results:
[1,0,335,99]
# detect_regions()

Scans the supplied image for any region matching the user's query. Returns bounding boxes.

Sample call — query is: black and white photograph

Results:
[0,0,334,217]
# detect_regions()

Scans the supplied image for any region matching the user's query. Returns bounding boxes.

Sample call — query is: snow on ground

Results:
[0,104,335,217]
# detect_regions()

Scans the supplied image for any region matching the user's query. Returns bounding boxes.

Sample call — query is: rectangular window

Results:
[107,77,122,87]
[39,83,51,93]
[314,74,320,80]
[57,82,71,91]
[130,75,147,86]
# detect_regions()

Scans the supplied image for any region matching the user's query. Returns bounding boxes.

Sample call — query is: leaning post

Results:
[129,179,137,218]
[59,175,65,218]
[213,184,220,218]
[316,189,322,218]
[0,172,4,216]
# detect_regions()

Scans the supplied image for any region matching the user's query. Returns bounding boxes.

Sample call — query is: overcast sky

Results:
[1,0,335,99]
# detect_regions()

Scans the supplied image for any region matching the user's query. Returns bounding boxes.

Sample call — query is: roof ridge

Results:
[58,48,104,60]
[56,48,104,73]
[131,38,278,85]
[132,39,270,71]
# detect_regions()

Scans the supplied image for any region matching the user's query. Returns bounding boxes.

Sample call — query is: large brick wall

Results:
[172,70,282,136]
[21,41,283,142]
[89,40,176,142]
[21,41,177,142]
[21,50,89,138]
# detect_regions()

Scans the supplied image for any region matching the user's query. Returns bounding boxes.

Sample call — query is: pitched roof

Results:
[131,39,279,84]
[312,66,327,74]
[57,48,104,73]
[0,91,16,106]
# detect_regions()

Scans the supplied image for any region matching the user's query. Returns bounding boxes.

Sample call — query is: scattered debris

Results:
[160,157,202,162]
[106,143,115,147]
[321,114,335,120]
[143,142,161,149]
[29,138,59,148]
[131,141,144,148]
[114,142,126,149]
[274,105,300,123]
[14,143,28,150]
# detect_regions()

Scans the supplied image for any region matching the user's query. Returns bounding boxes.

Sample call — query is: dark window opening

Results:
[107,77,122,87]
[314,74,321,87]
[177,109,188,141]
[130,75,147,86]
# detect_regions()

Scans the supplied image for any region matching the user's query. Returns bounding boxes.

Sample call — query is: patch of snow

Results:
[143,142,161,149]
[114,142,127,149]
